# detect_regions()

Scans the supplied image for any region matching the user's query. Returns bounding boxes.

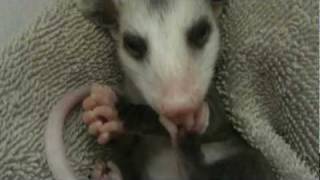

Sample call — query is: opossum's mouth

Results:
[159,102,209,143]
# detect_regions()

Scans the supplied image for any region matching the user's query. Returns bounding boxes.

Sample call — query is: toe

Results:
[89,121,103,135]
[83,111,96,124]
[91,84,118,105]
[93,106,118,122]
[82,97,97,110]
[97,133,110,145]
[99,121,124,135]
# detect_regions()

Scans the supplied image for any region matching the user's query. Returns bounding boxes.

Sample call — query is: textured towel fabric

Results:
[0,0,318,180]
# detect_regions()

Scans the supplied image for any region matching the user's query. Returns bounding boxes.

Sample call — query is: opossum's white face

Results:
[114,0,220,133]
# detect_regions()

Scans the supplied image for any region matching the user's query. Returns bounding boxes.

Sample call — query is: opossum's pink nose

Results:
[160,101,199,122]
[159,78,202,123]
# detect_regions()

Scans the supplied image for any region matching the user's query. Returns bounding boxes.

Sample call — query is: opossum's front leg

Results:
[82,83,125,144]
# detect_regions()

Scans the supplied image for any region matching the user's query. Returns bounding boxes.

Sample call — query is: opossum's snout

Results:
[161,102,199,121]
[159,98,209,140]
[160,88,201,121]
[158,84,209,135]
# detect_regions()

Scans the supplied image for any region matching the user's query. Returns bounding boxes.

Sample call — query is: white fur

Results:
[201,138,246,164]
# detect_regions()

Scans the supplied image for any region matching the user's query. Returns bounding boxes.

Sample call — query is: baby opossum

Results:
[45,0,276,180]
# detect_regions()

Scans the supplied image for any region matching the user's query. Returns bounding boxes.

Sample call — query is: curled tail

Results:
[45,85,90,180]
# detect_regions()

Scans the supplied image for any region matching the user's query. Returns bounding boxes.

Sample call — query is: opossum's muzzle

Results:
[159,102,210,143]
[155,74,209,139]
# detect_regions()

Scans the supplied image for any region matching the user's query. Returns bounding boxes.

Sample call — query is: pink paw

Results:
[82,83,125,144]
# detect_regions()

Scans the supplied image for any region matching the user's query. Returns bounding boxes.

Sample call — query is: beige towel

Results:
[0,0,318,179]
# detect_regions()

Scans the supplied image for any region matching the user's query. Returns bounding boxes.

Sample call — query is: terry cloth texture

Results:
[0,0,318,179]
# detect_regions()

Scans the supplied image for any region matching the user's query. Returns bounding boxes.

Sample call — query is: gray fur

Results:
[145,0,171,21]
[147,0,169,10]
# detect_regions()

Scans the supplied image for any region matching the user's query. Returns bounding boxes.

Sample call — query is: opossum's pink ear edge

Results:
[211,0,224,17]
[104,0,120,24]
[77,0,120,27]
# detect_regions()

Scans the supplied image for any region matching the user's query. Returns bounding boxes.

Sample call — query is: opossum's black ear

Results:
[77,0,121,29]
[210,0,224,17]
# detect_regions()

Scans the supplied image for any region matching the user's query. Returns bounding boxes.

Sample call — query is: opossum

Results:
[45,0,276,180]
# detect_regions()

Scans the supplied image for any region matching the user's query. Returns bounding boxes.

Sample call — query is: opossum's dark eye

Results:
[187,17,212,49]
[123,33,147,60]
